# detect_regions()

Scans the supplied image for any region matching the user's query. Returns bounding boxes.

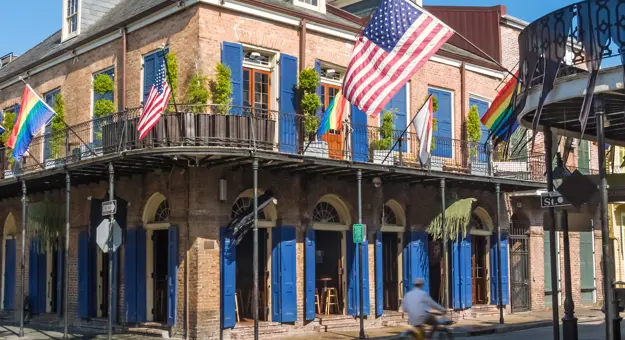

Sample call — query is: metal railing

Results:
[0,105,551,183]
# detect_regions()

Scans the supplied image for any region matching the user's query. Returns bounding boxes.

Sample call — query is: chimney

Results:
[0,53,18,68]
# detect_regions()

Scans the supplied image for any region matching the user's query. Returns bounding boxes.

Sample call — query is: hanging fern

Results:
[93,73,114,95]
[426,198,476,241]
[28,200,64,253]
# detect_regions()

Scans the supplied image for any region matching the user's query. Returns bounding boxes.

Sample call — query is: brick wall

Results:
[529,226,545,310]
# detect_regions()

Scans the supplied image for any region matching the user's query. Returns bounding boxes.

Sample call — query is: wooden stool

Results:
[324,287,339,314]
[235,290,242,322]
[315,288,321,314]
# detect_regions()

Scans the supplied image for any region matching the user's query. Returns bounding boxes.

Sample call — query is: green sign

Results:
[352,224,366,243]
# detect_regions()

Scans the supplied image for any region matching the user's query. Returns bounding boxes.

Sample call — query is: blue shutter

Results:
[489,234,498,305]
[346,230,357,315]
[4,239,16,310]
[167,225,179,326]
[469,98,490,163]
[461,234,472,309]
[271,227,281,322]
[403,233,411,296]
[280,226,297,322]
[279,54,298,154]
[384,85,407,152]
[78,231,89,318]
[220,228,236,328]
[143,53,157,102]
[451,239,461,309]
[305,228,316,321]
[56,245,63,314]
[125,229,137,323]
[314,60,322,116]
[362,240,370,316]
[375,232,383,317]
[136,229,147,322]
[428,89,452,158]
[221,42,243,108]
[500,233,509,305]
[352,105,369,162]
[411,231,429,293]
[28,240,38,313]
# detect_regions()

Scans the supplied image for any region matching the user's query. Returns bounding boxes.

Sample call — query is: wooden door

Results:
[321,84,344,160]
[472,236,488,304]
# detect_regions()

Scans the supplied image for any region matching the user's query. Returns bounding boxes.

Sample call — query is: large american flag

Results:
[342,0,453,117]
[138,56,171,140]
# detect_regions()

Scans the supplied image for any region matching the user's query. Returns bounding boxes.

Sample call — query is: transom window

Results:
[470,213,485,231]
[313,202,341,224]
[154,200,170,223]
[382,205,397,225]
[231,197,267,220]
[66,0,79,34]
[320,68,342,81]
[244,52,271,67]
[243,68,270,114]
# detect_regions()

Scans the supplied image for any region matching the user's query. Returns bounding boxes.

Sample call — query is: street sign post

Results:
[102,200,117,216]
[352,224,366,243]
[96,219,122,253]
[541,192,571,208]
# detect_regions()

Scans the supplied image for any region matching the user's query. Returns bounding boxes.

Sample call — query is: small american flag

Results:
[138,56,171,140]
[342,0,453,117]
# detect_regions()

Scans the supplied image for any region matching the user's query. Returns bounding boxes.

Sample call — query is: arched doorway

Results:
[510,211,530,312]
[311,194,351,316]
[379,200,405,312]
[469,207,493,306]
[230,189,277,323]
[1,213,17,311]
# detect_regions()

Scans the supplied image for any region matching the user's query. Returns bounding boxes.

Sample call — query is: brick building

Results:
[0,0,604,339]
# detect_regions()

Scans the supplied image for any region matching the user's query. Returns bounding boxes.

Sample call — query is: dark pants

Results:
[424,314,438,339]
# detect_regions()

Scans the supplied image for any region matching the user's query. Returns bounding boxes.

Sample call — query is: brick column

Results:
[528,226,545,310]
[595,230,604,304]
[569,232,582,308]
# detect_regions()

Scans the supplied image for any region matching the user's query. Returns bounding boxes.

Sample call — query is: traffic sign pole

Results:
[357,169,365,339]
[108,163,114,340]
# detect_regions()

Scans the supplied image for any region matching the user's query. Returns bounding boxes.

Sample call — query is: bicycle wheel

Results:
[436,328,454,340]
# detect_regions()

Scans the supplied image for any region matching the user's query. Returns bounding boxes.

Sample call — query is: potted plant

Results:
[206,63,232,144]
[466,105,486,175]
[45,94,66,169]
[428,96,443,171]
[182,71,209,145]
[299,69,326,158]
[94,73,118,154]
[1,111,16,178]
[371,110,394,165]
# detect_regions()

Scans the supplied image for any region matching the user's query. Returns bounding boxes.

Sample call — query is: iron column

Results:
[495,183,504,324]
[19,180,26,338]
[441,179,448,308]
[544,129,560,340]
[108,163,114,340]
[253,158,259,340]
[358,169,365,339]
[595,97,619,340]
[64,173,70,339]
[560,209,578,339]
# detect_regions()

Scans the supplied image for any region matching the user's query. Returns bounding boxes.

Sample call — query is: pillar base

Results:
[612,316,622,340]
[561,315,578,340]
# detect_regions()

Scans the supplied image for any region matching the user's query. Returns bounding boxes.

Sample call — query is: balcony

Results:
[0,105,547,186]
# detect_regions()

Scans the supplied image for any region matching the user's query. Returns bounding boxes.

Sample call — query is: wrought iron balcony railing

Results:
[0,105,549,183]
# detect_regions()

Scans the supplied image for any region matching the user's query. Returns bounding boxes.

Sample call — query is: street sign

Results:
[102,200,117,216]
[541,192,571,208]
[96,219,122,253]
[352,224,367,243]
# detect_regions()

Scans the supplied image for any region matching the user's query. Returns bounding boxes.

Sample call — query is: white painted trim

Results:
[306,22,357,41]
[320,78,342,87]
[293,0,326,14]
[468,94,492,106]
[500,15,527,31]
[465,64,505,80]
[427,86,455,142]
[146,222,170,230]
[62,0,83,42]
[430,55,461,68]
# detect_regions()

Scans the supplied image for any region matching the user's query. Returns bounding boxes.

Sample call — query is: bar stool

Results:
[235,290,243,322]
[324,287,339,314]
[315,288,321,314]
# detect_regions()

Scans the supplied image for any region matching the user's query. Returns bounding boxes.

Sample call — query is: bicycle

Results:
[395,311,454,340]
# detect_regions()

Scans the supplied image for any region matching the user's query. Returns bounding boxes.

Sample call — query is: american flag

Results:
[138,56,171,140]
[342,0,453,117]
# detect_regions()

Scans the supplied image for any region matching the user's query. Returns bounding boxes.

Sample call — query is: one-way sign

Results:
[541,192,571,208]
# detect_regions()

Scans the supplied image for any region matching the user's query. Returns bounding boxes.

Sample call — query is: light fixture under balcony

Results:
[250,52,261,59]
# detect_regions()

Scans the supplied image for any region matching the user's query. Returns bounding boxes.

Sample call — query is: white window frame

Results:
[242,45,279,113]
[293,0,326,14]
[62,0,81,41]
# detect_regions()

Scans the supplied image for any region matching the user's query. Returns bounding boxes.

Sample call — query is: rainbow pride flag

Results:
[7,85,56,161]
[317,91,347,140]
[480,72,519,145]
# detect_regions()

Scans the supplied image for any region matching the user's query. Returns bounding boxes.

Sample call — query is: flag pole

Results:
[452,32,521,84]
[381,95,432,164]
[161,47,179,113]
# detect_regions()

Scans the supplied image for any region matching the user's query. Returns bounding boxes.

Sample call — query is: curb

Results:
[450,315,605,337]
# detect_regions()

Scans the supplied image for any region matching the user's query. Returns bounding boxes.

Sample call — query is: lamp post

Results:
[551,153,577,340]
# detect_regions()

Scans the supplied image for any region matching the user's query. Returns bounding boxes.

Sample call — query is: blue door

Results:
[383,85,407,152]
[451,238,461,309]
[3,239,16,310]
[428,88,452,158]
[125,228,147,324]
[272,226,298,322]
[78,231,89,318]
[279,54,299,154]
[469,98,490,163]
[351,105,369,162]
[220,228,236,328]
[28,239,46,314]
[305,228,316,320]
[490,233,510,305]
[346,231,370,316]
[461,234,472,309]
[167,226,179,326]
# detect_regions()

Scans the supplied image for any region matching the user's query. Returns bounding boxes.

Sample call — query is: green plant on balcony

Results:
[166,52,179,100]
[186,72,209,114]
[298,69,321,141]
[428,95,439,151]
[211,63,233,115]
[1,111,16,169]
[49,94,66,159]
[93,73,115,118]
[372,110,394,150]
[466,104,482,159]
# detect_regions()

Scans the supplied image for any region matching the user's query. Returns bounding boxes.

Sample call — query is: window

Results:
[43,89,60,161]
[93,68,115,146]
[154,200,170,223]
[313,202,340,223]
[243,68,270,114]
[578,140,590,174]
[65,0,79,38]
[231,197,267,220]
[298,0,318,5]
[382,205,397,225]
[320,83,341,134]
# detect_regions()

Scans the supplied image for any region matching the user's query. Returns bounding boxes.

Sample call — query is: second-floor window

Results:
[320,83,340,134]
[67,0,79,34]
[243,50,272,115]
[43,89,61,161]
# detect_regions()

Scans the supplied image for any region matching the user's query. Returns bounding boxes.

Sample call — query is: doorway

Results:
[153,229,169,323]
[382,232,399,311]
[99,251,110,317]
[315,230,343,315]
[49,247,60,313]
[236,228,269,322]
[428,237,443,305]
[471,235,488,305]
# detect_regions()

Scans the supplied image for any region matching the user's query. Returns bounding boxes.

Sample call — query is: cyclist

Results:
[402,278,446,339]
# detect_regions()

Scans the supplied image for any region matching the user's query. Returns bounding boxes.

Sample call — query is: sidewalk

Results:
[287,308,606,339]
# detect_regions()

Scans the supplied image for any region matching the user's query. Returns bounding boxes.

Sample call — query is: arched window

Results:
[313,202,341,224]
[382,205,398,225]
[231,197,267,220]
